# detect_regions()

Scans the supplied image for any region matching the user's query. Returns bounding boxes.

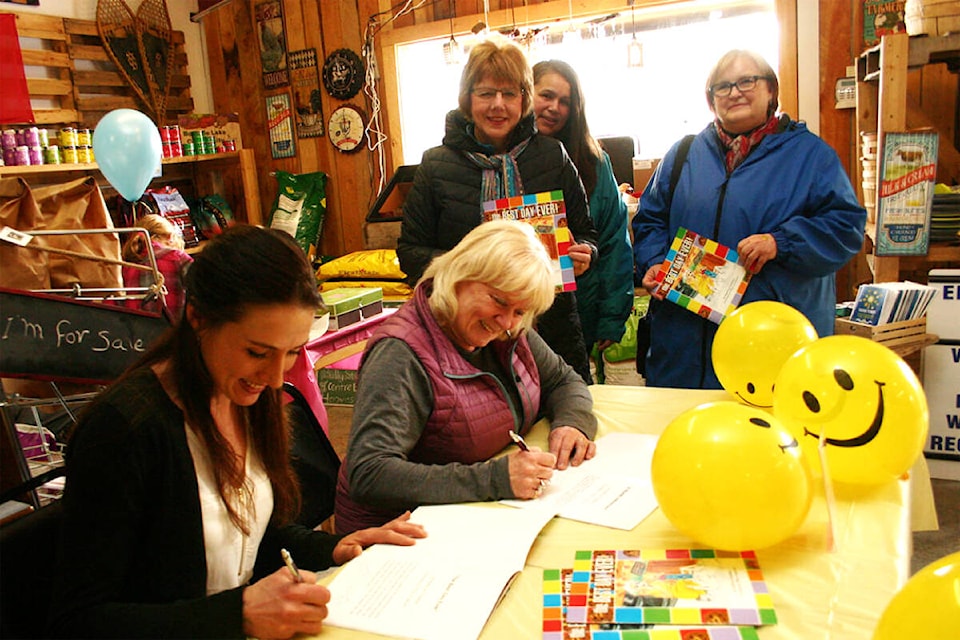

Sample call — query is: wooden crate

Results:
[834,317,938,357]
[905,0,960,36]
[3,11,194,128]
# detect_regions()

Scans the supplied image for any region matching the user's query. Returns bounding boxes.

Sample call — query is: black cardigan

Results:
[48,368,343,639]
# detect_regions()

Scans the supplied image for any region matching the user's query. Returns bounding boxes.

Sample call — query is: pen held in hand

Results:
[509,430,530,452]
[281,548,302,583]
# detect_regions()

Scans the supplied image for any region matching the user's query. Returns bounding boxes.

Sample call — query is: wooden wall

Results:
[198,0,957,275]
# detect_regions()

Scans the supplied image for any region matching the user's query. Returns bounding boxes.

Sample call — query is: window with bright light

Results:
[396,2,778,166]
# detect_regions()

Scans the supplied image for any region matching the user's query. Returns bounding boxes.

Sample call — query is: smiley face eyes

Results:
[749,417,771,428]
[800,368,856,413]
[834,368,854,391]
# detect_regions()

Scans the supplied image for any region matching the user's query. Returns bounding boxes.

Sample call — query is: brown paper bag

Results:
[0,177,50,290]
[31,177,123,290]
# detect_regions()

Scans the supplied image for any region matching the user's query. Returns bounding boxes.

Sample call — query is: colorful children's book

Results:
[543,567,763,640]
[654,228,751,324]
[482,190,577,293]
[560,549,777,628]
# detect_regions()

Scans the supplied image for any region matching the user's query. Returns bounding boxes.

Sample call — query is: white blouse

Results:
[185,424,274,595]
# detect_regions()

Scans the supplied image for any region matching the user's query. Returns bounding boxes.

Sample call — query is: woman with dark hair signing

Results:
[336,221,598,534]
[632,49,865,390]
[397,38,599,383]
[50,225,425,639]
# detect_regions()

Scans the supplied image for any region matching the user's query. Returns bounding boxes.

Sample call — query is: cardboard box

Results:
[360,300,383,319]
[328,308,362,332]
[321,287,384,316]
[632,158,661,194]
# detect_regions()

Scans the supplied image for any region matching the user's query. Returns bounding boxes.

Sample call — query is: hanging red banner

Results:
[0,14,35,125]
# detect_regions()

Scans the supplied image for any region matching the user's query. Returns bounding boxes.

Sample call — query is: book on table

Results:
[541,548,777,639]
[654,227,752,324]
[324,502,554,640]
[481,190,577,293]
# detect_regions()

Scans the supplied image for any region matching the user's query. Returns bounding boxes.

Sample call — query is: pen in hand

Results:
[509,430,530,452]
[281,548,302,583]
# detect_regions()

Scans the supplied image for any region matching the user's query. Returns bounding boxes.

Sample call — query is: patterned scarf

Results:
[463,137,532,202]
[714,113,781,173]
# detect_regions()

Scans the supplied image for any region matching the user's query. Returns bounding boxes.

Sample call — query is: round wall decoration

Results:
[322,48,364,100]
[328,104,365,153]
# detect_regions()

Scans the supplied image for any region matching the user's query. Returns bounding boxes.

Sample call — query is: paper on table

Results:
[500,432,659,530]
[324,502,555,640]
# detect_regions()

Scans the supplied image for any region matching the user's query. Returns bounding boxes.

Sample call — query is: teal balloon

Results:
[92,109,161,202]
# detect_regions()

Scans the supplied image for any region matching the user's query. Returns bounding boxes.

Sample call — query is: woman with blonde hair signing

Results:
[336,220,598,534]
[398,38,599,383]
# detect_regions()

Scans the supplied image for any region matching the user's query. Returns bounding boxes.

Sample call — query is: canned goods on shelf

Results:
[77,146,93,163]
[1,130,16,150]
[23,127,40,147]
[3,147,17,166]
[62,146,78,164]
[14,146,30,165]
[223,140,237,152]
[60,127,78,147]
[28,146,43,165]
[76,129,92,147]
[37,128,49,148]
[43,145,61,164]
[181,141,195,156]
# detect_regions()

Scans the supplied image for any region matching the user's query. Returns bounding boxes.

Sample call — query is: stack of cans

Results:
[160,125,183,159]
[2,126,61,167]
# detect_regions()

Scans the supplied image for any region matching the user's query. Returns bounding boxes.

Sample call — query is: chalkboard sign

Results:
[0,288,170,384]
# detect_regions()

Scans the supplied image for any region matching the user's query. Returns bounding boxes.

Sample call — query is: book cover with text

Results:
[654,228,751,324]
[482,190,576,293]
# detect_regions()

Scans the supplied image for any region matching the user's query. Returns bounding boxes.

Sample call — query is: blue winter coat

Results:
[632,117,866,389]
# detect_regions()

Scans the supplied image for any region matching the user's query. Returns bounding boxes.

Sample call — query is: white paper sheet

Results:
[324,503,554,640]
[500,432,660,530]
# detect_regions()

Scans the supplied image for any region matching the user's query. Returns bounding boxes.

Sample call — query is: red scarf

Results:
[714,114,780,173]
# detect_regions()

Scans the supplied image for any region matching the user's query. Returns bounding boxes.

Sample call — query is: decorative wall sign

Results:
[289,48,324,138]
[255,0,288,89]
[327,104,365,153]
[266,92,296,159]
[322,48,364,100]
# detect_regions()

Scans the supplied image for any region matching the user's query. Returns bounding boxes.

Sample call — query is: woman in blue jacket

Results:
[533,60,634,360]
[632,49,866,389]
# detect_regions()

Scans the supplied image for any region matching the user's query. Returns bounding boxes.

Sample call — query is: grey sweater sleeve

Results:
[346,339,515,510]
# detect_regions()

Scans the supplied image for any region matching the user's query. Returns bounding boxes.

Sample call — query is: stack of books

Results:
[848,281,937,326]
[542,548,777,639]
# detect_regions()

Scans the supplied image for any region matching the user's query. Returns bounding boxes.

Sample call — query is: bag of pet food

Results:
[268,171,327,263]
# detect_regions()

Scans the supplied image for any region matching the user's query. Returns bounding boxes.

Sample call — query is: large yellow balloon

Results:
[772,335,928,485]
[651,401,812,550]
[713,301,818,408]
[873,551,960,639]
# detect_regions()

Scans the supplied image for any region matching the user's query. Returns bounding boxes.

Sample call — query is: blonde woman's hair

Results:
[424,219,556,335]
[122,214,184,262]
[458,38,534,118]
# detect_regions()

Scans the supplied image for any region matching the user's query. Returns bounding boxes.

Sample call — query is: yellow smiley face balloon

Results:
[651,401,812,550]
[873,551,960,640]
[712,301,818,408]
[772,335,928,485]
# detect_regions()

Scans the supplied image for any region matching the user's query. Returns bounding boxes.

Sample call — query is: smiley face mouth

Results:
[803,380,885,447]
[734,391,771,409]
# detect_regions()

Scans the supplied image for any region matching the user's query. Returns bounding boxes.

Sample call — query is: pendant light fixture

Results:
[627,0,643,68]
[442,0,462,65]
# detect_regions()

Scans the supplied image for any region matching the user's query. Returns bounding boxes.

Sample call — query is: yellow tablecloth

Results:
[315,385,937,640]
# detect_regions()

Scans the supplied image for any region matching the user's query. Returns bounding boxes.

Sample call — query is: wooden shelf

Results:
[855,33,960,283]
[0,149,262,226]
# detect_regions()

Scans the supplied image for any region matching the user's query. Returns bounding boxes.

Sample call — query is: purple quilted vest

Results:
[334,280,542,531]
